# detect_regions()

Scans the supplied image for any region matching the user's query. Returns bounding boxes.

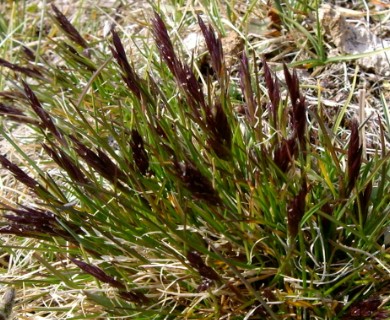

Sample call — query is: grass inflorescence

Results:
[0,3,389,319]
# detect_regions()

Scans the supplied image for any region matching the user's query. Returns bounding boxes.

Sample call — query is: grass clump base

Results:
[1,4,390,320]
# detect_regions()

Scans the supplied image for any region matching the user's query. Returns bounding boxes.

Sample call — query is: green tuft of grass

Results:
[0,4,389,319]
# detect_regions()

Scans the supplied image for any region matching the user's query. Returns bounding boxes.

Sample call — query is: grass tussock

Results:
[0,3,389,320]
